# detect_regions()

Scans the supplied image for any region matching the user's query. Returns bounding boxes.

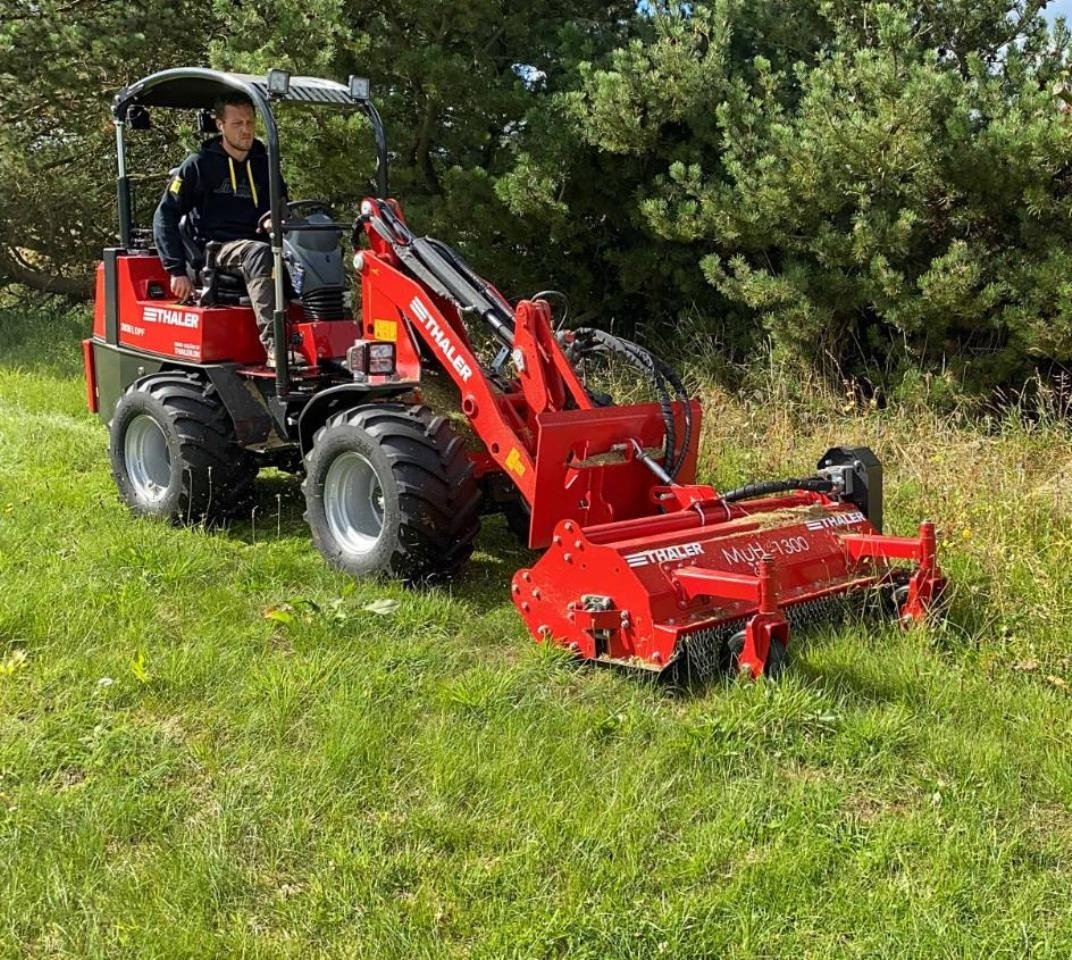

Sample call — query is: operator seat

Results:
[176,213,249,307]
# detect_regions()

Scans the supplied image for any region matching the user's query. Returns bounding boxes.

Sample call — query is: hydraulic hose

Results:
[566,328,692,480]
[567,330,675,470]
[720,476,835,503]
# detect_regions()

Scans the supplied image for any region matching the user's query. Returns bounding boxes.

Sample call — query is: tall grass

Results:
[2,302,1071,957]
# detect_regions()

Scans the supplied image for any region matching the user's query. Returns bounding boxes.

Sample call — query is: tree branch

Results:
[0,246,93,299]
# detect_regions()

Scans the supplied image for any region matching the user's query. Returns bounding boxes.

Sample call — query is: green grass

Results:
[2,302,1072,957]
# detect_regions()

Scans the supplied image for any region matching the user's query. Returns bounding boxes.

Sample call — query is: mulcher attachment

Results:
[512,450,945,678]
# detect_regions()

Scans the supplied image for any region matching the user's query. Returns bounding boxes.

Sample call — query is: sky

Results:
[1047,0,1072,21]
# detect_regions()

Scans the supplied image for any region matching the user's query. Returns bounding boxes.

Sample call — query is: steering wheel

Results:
[286,199,336,220]
[262,200,342,238]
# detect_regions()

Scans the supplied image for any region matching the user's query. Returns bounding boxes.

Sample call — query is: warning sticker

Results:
[373,319,397,342]
[505,448,527,477]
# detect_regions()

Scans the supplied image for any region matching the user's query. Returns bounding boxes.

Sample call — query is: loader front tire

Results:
[303,403,480,584]
[109,372,256,524]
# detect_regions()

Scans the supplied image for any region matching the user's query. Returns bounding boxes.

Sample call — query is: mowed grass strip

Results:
[1,303,1072,958]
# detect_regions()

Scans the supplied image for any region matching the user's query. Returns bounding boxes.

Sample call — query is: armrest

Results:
[204,241,222,270]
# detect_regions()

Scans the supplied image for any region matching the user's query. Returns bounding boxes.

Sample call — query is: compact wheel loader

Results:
[84,67,945,678]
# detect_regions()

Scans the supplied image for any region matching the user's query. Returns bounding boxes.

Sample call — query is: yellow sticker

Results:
[505,448,527,478]
[373,319,398,342]
[168,176,183,195]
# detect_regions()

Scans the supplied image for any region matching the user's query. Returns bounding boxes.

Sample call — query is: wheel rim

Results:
[124,414,171,503]
[323,450,385,555]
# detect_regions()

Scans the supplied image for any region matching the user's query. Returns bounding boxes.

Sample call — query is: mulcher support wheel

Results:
[727,630,788,680]
[109,371,257,524]
[302,403,481,584]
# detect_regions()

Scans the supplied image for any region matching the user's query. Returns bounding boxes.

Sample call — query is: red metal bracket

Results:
[739,557,788,677]
[570,605,622,632]
[672,566,763,603]
[843,521,945,620]
[649,483,723,512]
[841,533,921,562]
[672,556,788,677]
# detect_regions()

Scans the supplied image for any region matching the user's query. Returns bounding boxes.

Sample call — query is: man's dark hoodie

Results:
[152,135,280,277]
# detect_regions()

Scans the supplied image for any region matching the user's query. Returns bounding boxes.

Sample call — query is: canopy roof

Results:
[110,66,389,244]
[114,68,361,118]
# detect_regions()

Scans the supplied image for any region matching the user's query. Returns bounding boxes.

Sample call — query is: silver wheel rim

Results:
[125,414,172,504]
[323,450,385,555]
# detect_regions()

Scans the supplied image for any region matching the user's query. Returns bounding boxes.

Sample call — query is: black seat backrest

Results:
[177,213,206,272]
[174,212,246,306]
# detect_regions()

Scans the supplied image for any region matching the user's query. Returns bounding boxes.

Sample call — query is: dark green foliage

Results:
[0,0,217,295]
[563,1,1072,386]
[4,1,1072,390]
[207,0,639,309]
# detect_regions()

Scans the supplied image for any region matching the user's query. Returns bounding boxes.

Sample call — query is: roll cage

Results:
[112,67,387,246]
[112,66,386,389]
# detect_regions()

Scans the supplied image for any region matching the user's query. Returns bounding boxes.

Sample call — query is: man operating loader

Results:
[152,90,292,366]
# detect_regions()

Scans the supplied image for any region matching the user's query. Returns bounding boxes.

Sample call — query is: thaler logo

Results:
[625,541,704,568]
[408,296,473,382]
[143,306,199,329]
[805,510,865,532]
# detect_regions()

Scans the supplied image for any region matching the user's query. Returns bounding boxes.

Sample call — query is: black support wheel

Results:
[727,631,788,680]
[108,372,257,524]
[302,403,481,584]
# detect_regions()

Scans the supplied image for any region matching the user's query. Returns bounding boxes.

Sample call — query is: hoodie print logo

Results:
[213,179,254,199]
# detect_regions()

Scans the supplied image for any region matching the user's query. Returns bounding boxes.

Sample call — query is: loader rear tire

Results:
[109,372,257,524]
[302,403,480,584]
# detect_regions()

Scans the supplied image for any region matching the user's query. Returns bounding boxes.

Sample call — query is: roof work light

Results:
[266,69,291,98]
[348,75,370,102]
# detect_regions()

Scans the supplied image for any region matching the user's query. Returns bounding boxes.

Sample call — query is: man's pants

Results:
[215,239,276,351]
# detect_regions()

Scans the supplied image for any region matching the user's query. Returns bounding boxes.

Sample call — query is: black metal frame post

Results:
[364,102,389,198]
[114,120,133,248]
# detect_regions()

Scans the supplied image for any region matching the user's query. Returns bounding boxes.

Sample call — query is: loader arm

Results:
[355,197,696,545]
[356,240,539,501]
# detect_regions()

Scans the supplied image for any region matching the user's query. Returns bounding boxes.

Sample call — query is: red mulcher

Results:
[85,67,945,679]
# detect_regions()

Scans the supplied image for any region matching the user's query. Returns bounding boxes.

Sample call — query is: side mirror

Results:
[197,110,216,135]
